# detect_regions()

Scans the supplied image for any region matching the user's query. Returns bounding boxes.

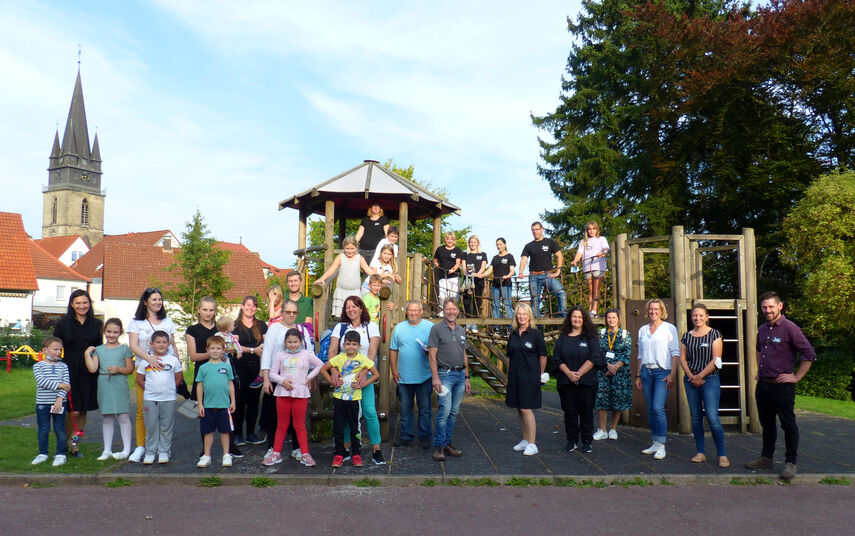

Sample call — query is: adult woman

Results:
[128,287,179,463]
[328,296,385,465]
[635,298,680,460]
[679,304,729,467]
[433,232,464,310]
[593,309,632,441]
[570,221,609,316]
[505,303,546,456]
[53,289,103,457]
[553,305,604,453]
[486,238,516,332]
[355,202,390,263]
[462,235,488,330]
[316,236,374,317]
[232,296,268,446]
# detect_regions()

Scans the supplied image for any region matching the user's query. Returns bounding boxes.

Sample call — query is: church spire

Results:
[50,129,61,158]
[59,69,91,159]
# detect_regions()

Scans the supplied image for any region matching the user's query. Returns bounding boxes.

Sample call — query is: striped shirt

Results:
[681,329,723,375]
[33,359,70,405]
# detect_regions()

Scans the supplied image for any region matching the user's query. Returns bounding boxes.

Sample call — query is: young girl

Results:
[263,328,324,467]
[267,285,285,327]
[84,318,134,461]
[315,236,374,317]
[570,221,610,316]
[362,243,402,294]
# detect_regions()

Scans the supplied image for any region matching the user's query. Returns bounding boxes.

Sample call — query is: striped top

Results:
[681,328,723,375]
[33,359,70,404]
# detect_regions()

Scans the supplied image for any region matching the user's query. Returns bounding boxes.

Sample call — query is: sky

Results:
[0,0,581,268]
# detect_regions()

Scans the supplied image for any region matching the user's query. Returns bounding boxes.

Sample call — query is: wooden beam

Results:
[324,200,335,270]
[432,216,442,253]
[685,234,743,241]
[297,209,307,251]
[670,225,690,434]
[697,245,738,253]
[398,201,409,304]
[616,233,628,328]
[742,227,760,432]
[627,235,670,245]
[639,247,669,254]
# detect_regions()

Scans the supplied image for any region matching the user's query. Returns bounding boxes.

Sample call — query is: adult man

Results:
[518,221,566,317]
[285,270,313,326]
[428,297,470,461]
[390,300,433,449]
[745,291,816,480]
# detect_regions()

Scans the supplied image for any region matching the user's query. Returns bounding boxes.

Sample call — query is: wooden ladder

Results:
[467,337,508,395]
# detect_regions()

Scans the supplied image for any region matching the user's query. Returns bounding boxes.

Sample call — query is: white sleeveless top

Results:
[337,253,362,290]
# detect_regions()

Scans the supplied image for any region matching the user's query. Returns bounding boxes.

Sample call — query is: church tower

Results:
[42,69,105,246]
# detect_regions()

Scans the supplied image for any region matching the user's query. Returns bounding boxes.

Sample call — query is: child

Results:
[267,285,284,327]
[362,274,383,326]
[84,318,134,461]
[369,226,399,265]
[262,328,323,467]
[135,330,183,465]
[196,336,237,468]
[362,244,402,294]
[32,337,71,467]
[320,330,379,468]
[215,316,242,358]
[315,236,374,317]
[570,220,610,317]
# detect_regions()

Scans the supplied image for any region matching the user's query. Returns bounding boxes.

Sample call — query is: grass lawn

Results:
[0,425,111,474]
[796,395,855,420]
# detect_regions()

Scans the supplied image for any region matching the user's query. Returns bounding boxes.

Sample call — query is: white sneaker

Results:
[129,446,145,463]
[222,453,233,467]
[197,455,212,468]
[523,443,539,456]
[112,451,129,460]
[52,454,66,467]
[592,429,608,441]
[31,454,49,465]
[654,443,667,460]
[97,451,113,461]
[264,448,274,459]
[143,454,155,465]
[158,453,169,464]
[513,440,530,452]
[642,442,661,455]
[291,448,302,461]
[608,429,618,440]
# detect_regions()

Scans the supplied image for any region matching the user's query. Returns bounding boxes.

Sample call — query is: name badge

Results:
[772,337,782,343]
[459,336,466,345]
[605,351,615,359]
[524,341,533,349]
[218,367,229,374]
[579,342,588,347]
[701,343,709,348]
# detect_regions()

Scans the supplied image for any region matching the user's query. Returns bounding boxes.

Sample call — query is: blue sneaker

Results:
[249,376,264,389]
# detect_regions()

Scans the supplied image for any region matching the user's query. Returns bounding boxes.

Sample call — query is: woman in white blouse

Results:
[634,298,679,460]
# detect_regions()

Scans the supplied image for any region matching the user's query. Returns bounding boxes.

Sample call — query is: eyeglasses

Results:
[283,310,298,315]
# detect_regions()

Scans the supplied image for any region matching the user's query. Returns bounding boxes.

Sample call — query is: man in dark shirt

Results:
[518,221,566,317]
[745,291,816,480]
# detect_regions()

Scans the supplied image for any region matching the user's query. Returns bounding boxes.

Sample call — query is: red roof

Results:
[29,241,90,282]
[72,230,175,278]
[34,235,84,259]
[0,212,38,291]
[215,241,251,253]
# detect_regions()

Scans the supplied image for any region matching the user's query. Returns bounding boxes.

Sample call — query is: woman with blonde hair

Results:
[315,236,374,317]
[355,202,390,263]
[505,302,547,455]
[462,235,488,331]
[570,221,610,317]
[432,232,464,313]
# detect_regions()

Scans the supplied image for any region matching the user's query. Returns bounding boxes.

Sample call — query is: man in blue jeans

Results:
[428,297,471,461]
[518,221,566,317]
[390,300,434,449]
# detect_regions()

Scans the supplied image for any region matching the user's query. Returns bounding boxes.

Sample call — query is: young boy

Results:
[32,337,71,467]
[370,226,399,265]
[214,316,242,359]
[362,274,384,326]
[196,336,237,468]
[320,331,379,468]
[135,330,183,465]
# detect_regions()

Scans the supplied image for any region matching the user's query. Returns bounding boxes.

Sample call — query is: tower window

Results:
[81,198,89,226]
[51,197,57,224]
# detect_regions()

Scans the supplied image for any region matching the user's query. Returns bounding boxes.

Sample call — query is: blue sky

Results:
[0,0,580,268]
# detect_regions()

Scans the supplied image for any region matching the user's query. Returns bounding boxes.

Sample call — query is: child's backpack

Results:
[317,329,333,362]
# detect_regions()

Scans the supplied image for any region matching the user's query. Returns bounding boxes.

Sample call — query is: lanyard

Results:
[607,330,618,350]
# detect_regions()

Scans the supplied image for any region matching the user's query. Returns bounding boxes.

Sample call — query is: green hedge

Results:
[0,330,46,368]
[795,345,855,401]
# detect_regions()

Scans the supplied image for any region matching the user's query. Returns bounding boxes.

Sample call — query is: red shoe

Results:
[331,455,344,468]
[351,454,363,467]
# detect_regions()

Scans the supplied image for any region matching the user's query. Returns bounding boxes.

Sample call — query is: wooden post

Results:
[743,227,760,432]
[630,244,641,299]
[670,226,690,434]
[324,201,335,269]
[398,201,409,300]
[616,233,628,328]
[298,209,307,250]
[432,216,442,253]
[411,253,424,305]
[689,240,701,300]
[338,216,347,246]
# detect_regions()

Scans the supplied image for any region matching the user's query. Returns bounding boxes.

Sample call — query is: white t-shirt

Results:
[333,321,381,358]
[577,236,610,273]
[370,239,399,266]
[136,353,182,401]
[260,322,315,371]
[362,259,395,293]
[128,317,176,355]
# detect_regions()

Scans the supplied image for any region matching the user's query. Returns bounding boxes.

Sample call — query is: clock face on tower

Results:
[54,171,60,181]
[81,172,89,183]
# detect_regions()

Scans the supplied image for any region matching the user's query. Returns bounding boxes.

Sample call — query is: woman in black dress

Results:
[355,202,390,263]
[53,289,103,456]
[553,305,605,454]
[505,302,547,456]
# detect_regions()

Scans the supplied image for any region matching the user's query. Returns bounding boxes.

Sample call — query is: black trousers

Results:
[333,398,361,456]
[756,381,799,463]
[558,383,596,445]
[233,358,261,437]
[463,278,485,318]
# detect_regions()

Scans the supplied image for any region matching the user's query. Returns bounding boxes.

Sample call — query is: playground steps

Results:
[467,338,508,395]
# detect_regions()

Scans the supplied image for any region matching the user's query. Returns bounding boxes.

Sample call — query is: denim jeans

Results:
[529,273,566,317]
[343,383,381,446]
[398,379,433,441]
[684,374,726,456]
[36,403,67,456]
[491,285,513,321]
[640,367,670,443]
[433,369,466,447]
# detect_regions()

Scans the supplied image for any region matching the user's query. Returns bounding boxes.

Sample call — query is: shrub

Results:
[795,346,855,401]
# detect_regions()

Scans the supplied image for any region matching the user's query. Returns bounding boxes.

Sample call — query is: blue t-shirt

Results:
[196,360,234,409]
[389,319,433,384]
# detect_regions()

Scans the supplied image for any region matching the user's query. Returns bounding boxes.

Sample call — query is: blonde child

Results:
[84,318,134,460]
[320,330,379,468]
[215,316,242,358]
[571,220,610,316]
[362,243,402,294]
[262,328,323,467]
[315,236,375,317]
[32,336,71,467]
[135,331,183,464]
[196,336,237,468]
[267,285,285,327]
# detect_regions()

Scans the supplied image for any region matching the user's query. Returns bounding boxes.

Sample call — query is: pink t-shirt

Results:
[577,236,609,273]
[269,349,323,399]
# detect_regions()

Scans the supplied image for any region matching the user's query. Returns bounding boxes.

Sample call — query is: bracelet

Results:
[465,375,470,379]
[635,375,641,378]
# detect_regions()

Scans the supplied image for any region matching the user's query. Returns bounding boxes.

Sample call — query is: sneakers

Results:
[262,451,283,466]
[563,442,577,453]
[780,462,797,480]
[234,435,247,446]
[143,454,155,465]
[608,429,618,440]
[592,429,608,441]
[112,451,129,460]
[433,447,446,461]
[351,454,363,467]
[31,454,49,465]
[97,451,113,461]
[222,453,233,467]
[580,442,593,454]
[247,433,266,445]
[291,448,302,461]
[158,453,169,464]
[263,448,274,459]
[52,454,66,467]
[745,457,774,470]
[249,375,264,389]
[641,442,661,455]
[230,445,244,458]
[444,445,463,457]
[372,450,386,465]
[523,443,539,456]
[197,455,212,468]
[513,439,530,452]
[331,455,344,468]
[300,453,317,467]
[653,443,666,460]
[129,446,146,463]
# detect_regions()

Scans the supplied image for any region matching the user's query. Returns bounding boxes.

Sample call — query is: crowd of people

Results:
[31,205,815,480]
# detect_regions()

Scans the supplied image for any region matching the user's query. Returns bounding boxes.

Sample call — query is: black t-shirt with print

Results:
[434,246,464,277]
[359,215,390,251]
[465,252,487,274]
[521,238,560,272]
[490,253,516,287]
